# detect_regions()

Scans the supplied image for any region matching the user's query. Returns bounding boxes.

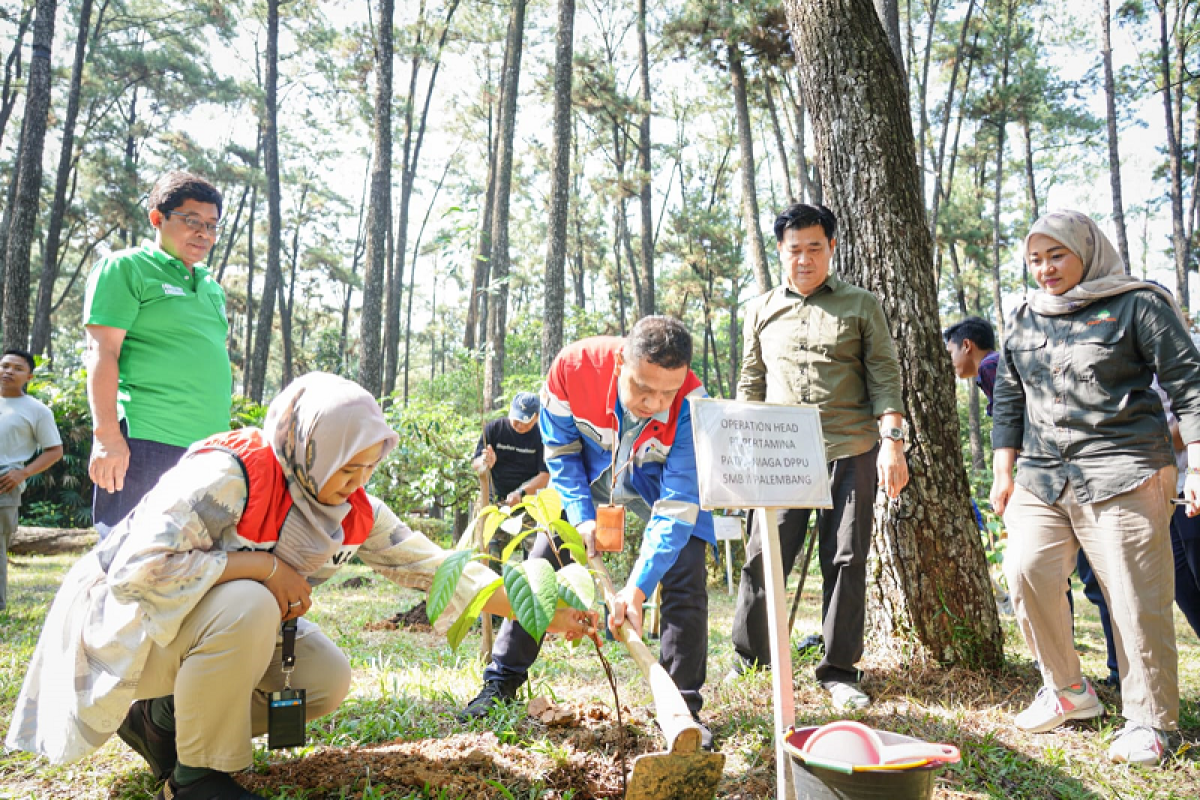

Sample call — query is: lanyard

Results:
[281,618,298,689]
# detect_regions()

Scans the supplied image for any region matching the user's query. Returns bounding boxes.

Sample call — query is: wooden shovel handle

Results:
[588,555,701,754]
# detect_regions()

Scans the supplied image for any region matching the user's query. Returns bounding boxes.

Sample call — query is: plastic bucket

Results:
[785,727,941,800]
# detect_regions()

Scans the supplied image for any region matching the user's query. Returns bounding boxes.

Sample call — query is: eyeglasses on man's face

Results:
[164,211,224,237]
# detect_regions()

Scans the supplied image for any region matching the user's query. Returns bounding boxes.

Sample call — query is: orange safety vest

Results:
[195,428,373,550]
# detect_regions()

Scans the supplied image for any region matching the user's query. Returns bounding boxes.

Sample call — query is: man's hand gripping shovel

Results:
[588,555,724,800]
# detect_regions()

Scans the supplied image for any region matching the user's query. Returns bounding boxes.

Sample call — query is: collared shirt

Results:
[84,241,232,448]
[992,290,1200,505]
[737,274,905,462]
[977,350,1000,416]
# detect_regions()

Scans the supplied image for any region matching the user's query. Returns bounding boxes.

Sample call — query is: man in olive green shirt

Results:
[730,203,907,709]
[84,171,232,537]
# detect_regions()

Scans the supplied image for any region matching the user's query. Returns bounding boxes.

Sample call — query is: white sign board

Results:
[712,515,743,542]
[690,398,832,511]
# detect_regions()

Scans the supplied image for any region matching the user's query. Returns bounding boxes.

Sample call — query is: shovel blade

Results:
[625,750,725,800]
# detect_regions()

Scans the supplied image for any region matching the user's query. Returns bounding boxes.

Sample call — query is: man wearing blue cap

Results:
[472,392,549,508]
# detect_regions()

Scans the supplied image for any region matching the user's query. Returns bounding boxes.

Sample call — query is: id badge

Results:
[594,504,625,552]
[268,688,307,749]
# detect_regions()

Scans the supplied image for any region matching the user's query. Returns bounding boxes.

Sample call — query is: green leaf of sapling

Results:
[555,563,595,611]
[428,550,475,624]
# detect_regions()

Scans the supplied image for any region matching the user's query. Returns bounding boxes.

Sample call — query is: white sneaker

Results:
[1107,722,1168,766]
[1014,679,1103,733]
[822,680,871,710]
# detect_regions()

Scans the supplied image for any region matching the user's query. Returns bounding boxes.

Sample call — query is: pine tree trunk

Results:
[728,43,772,295]
[1159,2,1189,309]
[248,0,283,403]
[989,0,1014,339]
[385,2,458,394]
[30,0,91,356]
[542,0,574,372]
[783,0,1003,668]
[464,98,498,352]
[242,186,257,395]
[0,6,33,151]
[1101,0,1131,272]
[2,0,57,350]
[1021,115,1039,221]
[928,0,976,242]
[279,183,306,387]
[358,0,394,396]
[763,73,796,203]
[635,0,654,319]
[483,0,527,410]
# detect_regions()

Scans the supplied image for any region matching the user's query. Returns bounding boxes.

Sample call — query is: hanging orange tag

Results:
[594,504,626,552]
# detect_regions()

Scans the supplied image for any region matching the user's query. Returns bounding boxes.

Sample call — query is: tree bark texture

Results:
[635,0,654,320]
[784,0,1003,668]
[358,0,394,396]
[541,0,575,372]
[484,0,527,410]
[728,43,773,295]
[1101,0,1131,272]
[249,0,283,403]
[2,0,57,351]
[873,0,904,71]
[30,0,91,355]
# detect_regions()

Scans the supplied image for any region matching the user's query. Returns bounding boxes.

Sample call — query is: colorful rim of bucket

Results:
[784,726,940,774]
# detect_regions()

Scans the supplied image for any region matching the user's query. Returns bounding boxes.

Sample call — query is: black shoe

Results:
[796,633,825,657]
[458,679,520,721]
[692,713,714,752]
[156,772,266,800]
[1098,673,1122,692]
[116,699,176,781]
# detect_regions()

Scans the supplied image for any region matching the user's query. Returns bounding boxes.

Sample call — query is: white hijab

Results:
[264,372,398,578]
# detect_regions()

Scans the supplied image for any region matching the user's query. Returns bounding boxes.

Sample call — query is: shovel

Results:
[588,555,725,800]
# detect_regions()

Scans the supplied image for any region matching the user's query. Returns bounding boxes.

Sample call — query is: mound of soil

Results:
[239,731,629,799]
[365,600,432,632]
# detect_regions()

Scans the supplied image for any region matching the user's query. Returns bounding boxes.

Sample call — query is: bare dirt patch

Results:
[365,600,433,633]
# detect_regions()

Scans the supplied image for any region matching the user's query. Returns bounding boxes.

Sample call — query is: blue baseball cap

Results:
[509,391,541,423]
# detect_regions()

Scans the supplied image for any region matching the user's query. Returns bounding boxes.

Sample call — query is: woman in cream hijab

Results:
[7,372,594,800]
[990,210,1200,766]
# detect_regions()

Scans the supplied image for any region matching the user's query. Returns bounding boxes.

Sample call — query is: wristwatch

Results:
[882,427,905,442]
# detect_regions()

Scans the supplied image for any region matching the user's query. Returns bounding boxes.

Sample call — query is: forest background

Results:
[0,0,1197,541]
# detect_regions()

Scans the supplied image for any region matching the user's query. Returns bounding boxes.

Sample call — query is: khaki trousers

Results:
[1003,467,1178,730]
[136,580,353,771]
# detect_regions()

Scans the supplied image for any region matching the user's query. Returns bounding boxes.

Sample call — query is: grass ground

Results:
[1,548,1198,799]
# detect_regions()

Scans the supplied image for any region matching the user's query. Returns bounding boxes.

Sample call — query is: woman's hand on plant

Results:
[265,558,313,621]
[608,585,647,638]
[548,605,598,641]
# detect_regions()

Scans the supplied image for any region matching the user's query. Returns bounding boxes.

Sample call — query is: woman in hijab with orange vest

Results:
[6,372,595,800]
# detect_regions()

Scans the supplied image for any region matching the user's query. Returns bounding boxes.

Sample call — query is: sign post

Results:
[690,398,831,800]
[712,515,743,595]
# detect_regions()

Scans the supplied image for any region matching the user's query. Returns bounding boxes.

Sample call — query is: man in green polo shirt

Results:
[84,170,232,537]
[729,203,908,710]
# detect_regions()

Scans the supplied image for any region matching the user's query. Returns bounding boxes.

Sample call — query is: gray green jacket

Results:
[992,289,1200,505]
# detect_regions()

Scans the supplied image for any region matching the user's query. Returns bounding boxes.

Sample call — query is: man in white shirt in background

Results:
[0,348,63,613]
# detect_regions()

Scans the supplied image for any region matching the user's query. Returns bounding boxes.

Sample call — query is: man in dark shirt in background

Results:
[473,392,550,509]
[944,317,999,416]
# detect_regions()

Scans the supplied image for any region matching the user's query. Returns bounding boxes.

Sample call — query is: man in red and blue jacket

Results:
[461,316,716,748]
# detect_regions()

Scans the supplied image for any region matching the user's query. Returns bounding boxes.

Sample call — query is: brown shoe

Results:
[116,699,176,781]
